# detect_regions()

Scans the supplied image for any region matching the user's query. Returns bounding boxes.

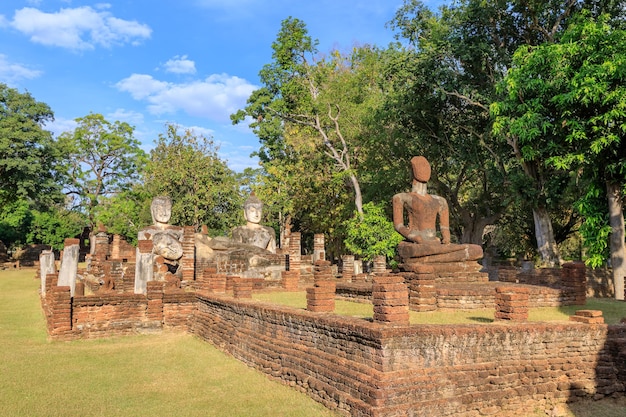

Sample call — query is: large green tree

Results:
[382,0,615,263]
[492,13,626,298]
[0,83,61,208]
[57,113,147,234]
[233,18,394,253]
[143,124,242,234]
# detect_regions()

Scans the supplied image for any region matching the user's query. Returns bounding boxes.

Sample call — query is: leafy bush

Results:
[344,202,403,261]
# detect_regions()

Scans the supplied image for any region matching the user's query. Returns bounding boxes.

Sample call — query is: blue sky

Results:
[1,0,444,172]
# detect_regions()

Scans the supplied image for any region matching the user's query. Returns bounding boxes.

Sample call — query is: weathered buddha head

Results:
[411,156,431,184]
[151,196,172,225]
[243,192,263,225]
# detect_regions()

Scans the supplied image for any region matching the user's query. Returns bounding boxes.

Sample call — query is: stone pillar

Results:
[306,260,336,312]
[372,275,409,324]
[562,262,587,305]
[281,270,299,291]
[288,232,301,277]
[134,239,154,295]
[48,286,72,336]
[181,226,195,282]
[313,233,325,262]
[341,255,354,282]
[94,230,109,261]
[354,259,363,275]
[110,234,121,260]
[405,265,437,312]
[372,255,387,275]
[146,281,164,324]
[45,273,58,294]
[494,286,529,321]
[58,238,80,296]
[201,266,227,294]
[39,250,56,295]
[233,277,253,299]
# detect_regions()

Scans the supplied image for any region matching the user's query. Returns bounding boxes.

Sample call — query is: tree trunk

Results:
[349,173,364,216]
[606,181,625,300]
[532,206,561,267]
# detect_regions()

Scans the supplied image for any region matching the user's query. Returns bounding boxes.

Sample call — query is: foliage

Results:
[575,183,612,267]
[0,83,62,208]
[0,199,33,248]
[380,0,607,259]
[57,113,147,229]
[492,13,626,268]
[94,187,151,245]
[144,124,242,234]
[344,202,403,261]
[0,197,85,250]
[27,206,86,250]
[233,18,395,252]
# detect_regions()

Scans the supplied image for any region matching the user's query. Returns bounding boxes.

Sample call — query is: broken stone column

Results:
[288,232,301,277]
[306,260,336,312]
[134,239,154,295]
[57,238,80,296]
[494,286,529,321]
[341,255,354,282]
[39,250,56,295]
[372,255,387,275]
[181,226,195,282]
[372,275,410,324]
[561,262,587,305]
[233,277,253,299]
[110,234,121,260]
[405,265,437,312]
[313,233,325,262]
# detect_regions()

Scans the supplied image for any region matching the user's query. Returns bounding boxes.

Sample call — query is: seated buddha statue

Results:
[231,192,276,253]
[392,156,482,266]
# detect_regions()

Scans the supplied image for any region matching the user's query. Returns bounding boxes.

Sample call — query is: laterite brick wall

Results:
[190,293,626,417]
[43,288,196,340]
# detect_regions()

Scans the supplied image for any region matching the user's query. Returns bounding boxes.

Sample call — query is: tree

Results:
[344,202,403,262]
[94,188,151,245]
[27,205,86,250]
[492,13,626,298]
[143,124,242,234]
[232,17,372,217]
[57,113,147,234]
[0,83,61,208]
[383,0,610,264]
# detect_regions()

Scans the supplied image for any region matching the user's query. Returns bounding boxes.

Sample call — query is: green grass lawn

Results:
[0,268,338,417]
[3,268,625,417]
[253,290,626,325]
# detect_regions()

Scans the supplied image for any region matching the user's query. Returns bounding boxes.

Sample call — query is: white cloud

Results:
[115,73,257,123]
[0,54,42,84]
[163,55,196,75]
[107,108,145,126]
[8,6,151,50]
[115,74,168,100]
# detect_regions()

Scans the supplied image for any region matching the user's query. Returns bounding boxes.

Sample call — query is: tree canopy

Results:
[57,113,147,231]
[143,124,242,234]
[492,12,626,298]
[0,83,61,208]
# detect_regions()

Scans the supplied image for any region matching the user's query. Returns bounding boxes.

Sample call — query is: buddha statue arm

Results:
[392,193,411,239]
